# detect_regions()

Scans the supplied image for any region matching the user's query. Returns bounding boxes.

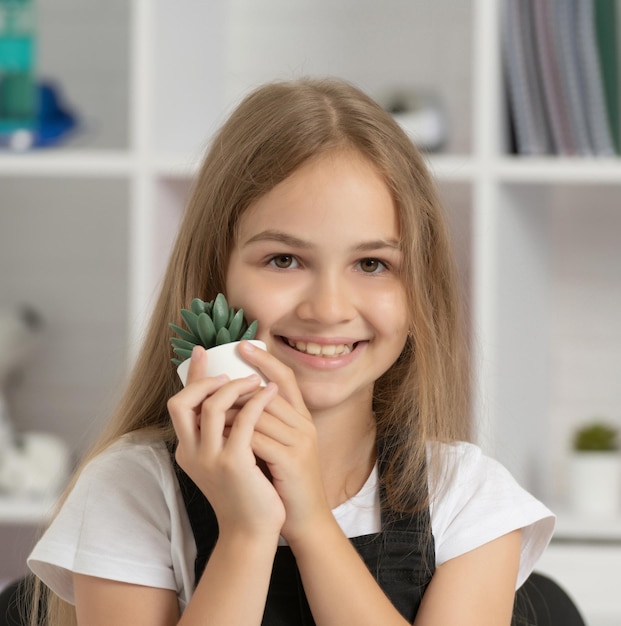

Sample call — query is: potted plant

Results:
[170,293,266,386]
[568,420,621,517]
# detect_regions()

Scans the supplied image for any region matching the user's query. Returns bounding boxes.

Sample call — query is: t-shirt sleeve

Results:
[27,440,178,604]
[429,442,556,589]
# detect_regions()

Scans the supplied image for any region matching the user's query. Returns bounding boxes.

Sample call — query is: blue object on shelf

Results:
[0,80,78,150]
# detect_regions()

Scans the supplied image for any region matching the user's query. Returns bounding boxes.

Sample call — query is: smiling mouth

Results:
[282,337,358,357]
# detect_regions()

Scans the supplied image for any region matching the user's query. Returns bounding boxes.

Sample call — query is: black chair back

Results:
[513,571,587,626]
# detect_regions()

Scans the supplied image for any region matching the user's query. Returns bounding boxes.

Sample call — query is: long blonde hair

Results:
[32,77,470,625]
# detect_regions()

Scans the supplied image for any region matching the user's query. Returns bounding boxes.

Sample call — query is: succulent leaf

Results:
[240,319,258,341]
[216,327,231,345]
[180,309,200,337]
[171,337,198,352]
[212,293,229,331]
[228,308,244,340]
[191,298,206,315]
[173,347,194,360]
[169,322,198,344]
[197,313,216,347]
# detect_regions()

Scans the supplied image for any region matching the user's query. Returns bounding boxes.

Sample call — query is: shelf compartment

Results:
[0,178,131,457]
[473,182,621,508]
[149,0,475,156]
[38,1,131,150]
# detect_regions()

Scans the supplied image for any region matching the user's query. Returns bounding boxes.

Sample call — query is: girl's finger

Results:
[167,375,230,443]
[237,341,309,417]
[249,390,317,450]
[185,346,208,385]
[226,382,279,454]
[198,375,264,453]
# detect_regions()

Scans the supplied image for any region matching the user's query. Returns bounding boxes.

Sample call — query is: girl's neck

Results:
[312,401,377,509]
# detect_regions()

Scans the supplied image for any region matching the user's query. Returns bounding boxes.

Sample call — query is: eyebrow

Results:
[242,229,401,252]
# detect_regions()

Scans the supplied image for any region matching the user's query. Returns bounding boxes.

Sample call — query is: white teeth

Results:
[304,342,322,355]
[287,339,353,357]
[321,344,336,356]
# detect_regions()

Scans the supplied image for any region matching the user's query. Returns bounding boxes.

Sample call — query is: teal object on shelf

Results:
[0,0,36,135]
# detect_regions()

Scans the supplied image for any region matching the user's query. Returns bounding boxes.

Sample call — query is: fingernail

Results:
[215,373,229,381]
[191,346,203,361]
[246,373,260,381]
[242,340,255,352]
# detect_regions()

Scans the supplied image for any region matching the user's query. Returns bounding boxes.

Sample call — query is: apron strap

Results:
[168,443,219,585]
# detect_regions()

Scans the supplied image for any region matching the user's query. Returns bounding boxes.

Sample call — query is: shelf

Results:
[552,509,621,543]
[494,157,621,184]
[148,153,203,179]
[151,153,481,183]
[0,495,57,525]
[424,155,478,182]
[2,149,619,186]
[0,150,134,178]
[100,153,621,185]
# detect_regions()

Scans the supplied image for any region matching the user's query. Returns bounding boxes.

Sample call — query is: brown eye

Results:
[271,255,295,269]
[360,258,383,273]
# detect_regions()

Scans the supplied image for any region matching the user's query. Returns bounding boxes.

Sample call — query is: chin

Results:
[297,380,372,415]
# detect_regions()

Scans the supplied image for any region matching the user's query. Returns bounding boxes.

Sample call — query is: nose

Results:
[295,272,357,326]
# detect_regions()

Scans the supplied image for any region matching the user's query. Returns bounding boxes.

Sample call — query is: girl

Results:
[27,78,554,625]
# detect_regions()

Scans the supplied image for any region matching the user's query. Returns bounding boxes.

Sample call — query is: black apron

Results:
[171,444,435,624]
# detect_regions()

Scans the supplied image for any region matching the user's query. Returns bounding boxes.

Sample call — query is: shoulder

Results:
[80,432,175,489]
[426,440,534,500]
[28,431,186,603]
[64,431,180,539]
[427,441,555,588]
[426,440,516,503]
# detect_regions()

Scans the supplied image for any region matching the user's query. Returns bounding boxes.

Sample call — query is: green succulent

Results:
[573,421,619,452]
[169,293,258,366]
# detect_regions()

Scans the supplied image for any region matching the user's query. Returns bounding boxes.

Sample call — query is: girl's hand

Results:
[167,346,285,540]
[237,341,333,545]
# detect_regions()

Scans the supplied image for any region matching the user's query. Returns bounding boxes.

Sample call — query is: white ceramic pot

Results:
[568,452,621,517]
[177,340,267,387]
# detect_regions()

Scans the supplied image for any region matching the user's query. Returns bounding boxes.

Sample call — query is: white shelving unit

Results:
[1,0,620,615]
[0,495,56,526]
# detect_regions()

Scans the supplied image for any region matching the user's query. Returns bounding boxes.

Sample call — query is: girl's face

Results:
[226,151,409,415]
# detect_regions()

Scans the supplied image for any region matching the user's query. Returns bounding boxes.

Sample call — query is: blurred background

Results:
[0,1,620,624]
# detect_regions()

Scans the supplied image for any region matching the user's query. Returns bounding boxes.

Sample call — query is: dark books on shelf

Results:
[503,0,620,156]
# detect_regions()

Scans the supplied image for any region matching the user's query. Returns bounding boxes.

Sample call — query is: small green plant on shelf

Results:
[169,293,258,366]
[573,421,619,452]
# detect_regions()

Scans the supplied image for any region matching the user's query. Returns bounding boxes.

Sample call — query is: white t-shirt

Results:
[28,433,555,612]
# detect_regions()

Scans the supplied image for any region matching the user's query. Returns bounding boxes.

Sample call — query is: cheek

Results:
[371,286,409,337]
[224,268,280,337]
[224,252,253,307]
